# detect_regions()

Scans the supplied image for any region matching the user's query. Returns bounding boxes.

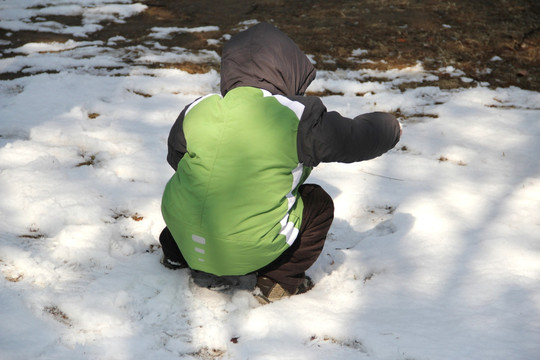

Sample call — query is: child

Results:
[160,22,401,303]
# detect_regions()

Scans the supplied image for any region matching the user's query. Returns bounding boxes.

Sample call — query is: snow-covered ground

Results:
[1,2,539,359]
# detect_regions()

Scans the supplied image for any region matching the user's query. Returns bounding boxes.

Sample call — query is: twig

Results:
[359,169,404,181]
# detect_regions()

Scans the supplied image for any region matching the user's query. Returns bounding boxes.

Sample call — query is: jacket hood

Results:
[220,23,316,97]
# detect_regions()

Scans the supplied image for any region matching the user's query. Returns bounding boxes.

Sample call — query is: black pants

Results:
[159,184,334,293]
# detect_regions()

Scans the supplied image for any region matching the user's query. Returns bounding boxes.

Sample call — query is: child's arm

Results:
[166,106,189,171]
[296,97,401,167]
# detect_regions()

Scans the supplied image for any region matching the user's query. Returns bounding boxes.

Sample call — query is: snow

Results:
[0,0,146,37]
[351,48,369,57]
[1,2,539,360]
[149,26,220,39]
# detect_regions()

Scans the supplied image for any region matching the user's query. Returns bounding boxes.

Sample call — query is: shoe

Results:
[190,270,257,291]
[160,255,188,270]
[255,275,314,304]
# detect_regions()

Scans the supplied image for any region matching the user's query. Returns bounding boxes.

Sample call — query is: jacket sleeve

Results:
[296,96,401,167]
[166,105,190,171]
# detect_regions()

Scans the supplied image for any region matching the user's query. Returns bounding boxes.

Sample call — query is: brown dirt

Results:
[1,0,539,90]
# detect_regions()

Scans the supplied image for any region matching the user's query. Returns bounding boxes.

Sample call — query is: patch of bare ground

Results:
[1,0,538,90]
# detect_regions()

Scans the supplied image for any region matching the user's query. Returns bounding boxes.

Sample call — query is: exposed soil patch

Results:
[1,0,539,90]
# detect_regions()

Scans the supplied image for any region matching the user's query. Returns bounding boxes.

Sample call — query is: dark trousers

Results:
[159,184,334,293]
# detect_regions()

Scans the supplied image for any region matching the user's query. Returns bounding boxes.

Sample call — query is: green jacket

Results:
[162,87,312,275]
[162,23,401,276]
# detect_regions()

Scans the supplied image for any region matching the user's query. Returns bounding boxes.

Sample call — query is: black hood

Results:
[220,23,316,97]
